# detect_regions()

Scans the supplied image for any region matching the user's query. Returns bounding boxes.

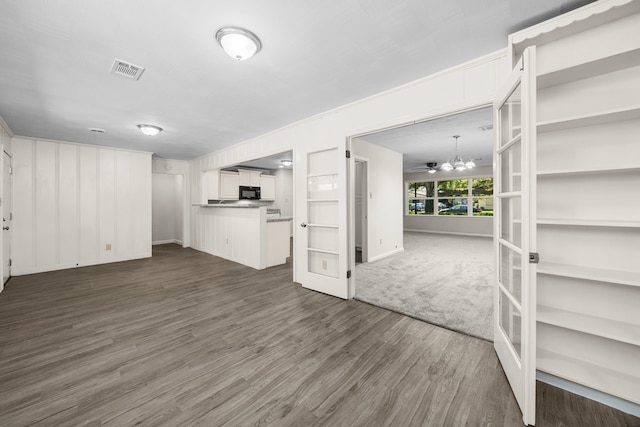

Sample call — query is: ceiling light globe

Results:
[216,27,262,61]
[441,162,453,171]
[465,160,476,168]
[137,124,162,136]
[427,168,437,174]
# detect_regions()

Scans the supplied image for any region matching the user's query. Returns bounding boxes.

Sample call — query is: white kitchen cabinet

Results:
[509,0,640,410]
[260,174,275,201]
[238,169,261,187]
[219,171,239,200]
[204,170,219,201]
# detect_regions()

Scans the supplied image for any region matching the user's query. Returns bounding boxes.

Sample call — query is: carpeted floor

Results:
[355,232,494,341]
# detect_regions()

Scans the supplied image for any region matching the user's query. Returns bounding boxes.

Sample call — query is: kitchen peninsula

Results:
[193,204,292,269]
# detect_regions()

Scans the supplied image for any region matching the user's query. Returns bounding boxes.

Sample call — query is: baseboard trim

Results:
[152,239,183,245]
[11,252,152,276]
[403,229,492,238]
[367,247,404,263]
[537,371,640,417]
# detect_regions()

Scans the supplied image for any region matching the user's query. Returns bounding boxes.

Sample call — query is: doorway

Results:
[2,151,11,285]
[152,173,184,245]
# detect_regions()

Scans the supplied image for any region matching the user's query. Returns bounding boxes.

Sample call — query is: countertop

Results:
[267,216,293,223]
[194,204,261,208]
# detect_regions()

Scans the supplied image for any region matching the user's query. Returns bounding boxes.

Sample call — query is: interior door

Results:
[3,151,12,284]
[494,47,537,426]
[294,143,349,299]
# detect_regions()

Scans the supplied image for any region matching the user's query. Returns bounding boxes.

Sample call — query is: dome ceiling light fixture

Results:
[280,160,293,167]
[215,26,262,61]
[137,124,163,136]
[440,135,476,171]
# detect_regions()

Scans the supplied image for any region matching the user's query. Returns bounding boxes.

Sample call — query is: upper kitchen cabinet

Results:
[219,171,240,200]
[260,174,275,201]
[204,169,219,202]
[238,169,261,187]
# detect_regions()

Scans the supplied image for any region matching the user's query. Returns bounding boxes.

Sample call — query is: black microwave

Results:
[239,186,261,200]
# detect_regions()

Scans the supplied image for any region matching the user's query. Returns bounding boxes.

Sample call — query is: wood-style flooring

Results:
[0,244,638,426]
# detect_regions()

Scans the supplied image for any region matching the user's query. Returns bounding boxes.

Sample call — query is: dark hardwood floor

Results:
[0,244,637,426]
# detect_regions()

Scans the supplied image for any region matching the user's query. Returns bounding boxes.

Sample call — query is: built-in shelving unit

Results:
[511,0,640,412]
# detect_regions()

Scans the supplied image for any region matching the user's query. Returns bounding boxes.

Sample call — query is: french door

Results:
[494,47,537,426]
[294,141,350,299]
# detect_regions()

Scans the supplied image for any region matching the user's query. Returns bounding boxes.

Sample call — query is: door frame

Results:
[2,150,11,288]
[346,103,493,298]
[353,156,369,264]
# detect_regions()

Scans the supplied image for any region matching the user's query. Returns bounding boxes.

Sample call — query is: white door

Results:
[3,151,12,284]
[294,144,350,299]
[493,47,537,426]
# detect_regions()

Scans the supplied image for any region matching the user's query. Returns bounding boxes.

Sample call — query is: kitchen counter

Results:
[193,203,262,208]
[267,216,292,223]
[192,205,291,270]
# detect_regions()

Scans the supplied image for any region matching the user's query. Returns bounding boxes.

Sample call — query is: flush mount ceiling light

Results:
[137,124,163,136]
[281,160,293,167]
[440,135,476,172]
[216,26,262,60]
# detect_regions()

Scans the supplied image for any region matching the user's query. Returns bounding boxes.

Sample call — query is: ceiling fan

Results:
[410,161,439,174]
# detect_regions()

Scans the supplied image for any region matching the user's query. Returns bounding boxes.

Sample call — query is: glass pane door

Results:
[494,46,537,426]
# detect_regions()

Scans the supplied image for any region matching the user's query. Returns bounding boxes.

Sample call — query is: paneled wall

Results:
[12,137,152,275]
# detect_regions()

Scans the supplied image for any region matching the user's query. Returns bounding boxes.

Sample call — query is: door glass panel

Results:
[500,291,522,357]
[499,244,522,304]
[500,197,522,246]
[308,201,338,225]
[308,251,339,278]
[308,227,339,252]
[500,140,522,193]
[500,83,521,146]
[307,174,338,200]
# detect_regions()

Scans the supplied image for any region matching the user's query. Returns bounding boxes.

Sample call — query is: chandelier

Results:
[440,135,475,171]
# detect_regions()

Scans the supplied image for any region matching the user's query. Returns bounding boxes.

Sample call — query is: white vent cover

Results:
[110,59,145,81]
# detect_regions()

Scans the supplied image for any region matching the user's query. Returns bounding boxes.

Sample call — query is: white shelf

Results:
[307,199,338,202]
[537,262,640,287]
[537,306,640,346]
[538,47,640,89]
[537,166,640,177]
[307,172,337,178]
[537,218,640,228]
[537,348,640,404]
[537,105,640,133]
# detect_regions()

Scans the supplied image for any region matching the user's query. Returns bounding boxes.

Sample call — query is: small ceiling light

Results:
[440,161,453,171]
[465,159,476,169]
[137,124,163,136]
[281,160,292,167]
[216,27,262,60]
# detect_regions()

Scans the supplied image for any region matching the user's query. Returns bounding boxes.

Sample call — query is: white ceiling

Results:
[359,107,494,172]
[0,0,594,160]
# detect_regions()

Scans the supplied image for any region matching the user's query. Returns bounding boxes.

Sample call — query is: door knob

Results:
[300,222,307,228]
[2,226,8,230]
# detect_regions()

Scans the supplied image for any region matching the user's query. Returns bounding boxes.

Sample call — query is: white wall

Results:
[352,138,404,262]
[403,165,493,237]
[273,168,293,235]
[152,173,183,244]
[11,137,152,275]
[188,49,509,285]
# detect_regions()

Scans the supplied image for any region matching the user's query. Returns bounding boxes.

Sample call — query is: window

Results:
[406,177,493,216]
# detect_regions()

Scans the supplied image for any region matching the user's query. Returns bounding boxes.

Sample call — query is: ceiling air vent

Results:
[110,59,145,81]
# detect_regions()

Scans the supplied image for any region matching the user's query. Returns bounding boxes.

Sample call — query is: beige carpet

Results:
[355,232,494,341]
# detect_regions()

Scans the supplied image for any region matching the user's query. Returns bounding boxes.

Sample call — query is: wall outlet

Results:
[105,244,112,251]
[322,260,327,270]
